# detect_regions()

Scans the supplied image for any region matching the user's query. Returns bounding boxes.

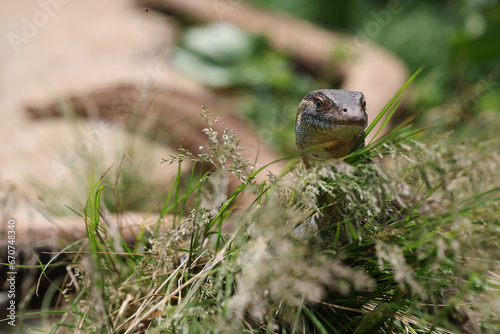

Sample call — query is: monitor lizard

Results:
[294,90,477,332]
[295,89,368,167]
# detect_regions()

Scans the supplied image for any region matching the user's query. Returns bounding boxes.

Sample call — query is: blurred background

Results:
[1,0,499,243]
[263,0,500,141]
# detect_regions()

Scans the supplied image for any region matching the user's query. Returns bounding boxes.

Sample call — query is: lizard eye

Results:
[315,100,323,109]
[361,98,367,110]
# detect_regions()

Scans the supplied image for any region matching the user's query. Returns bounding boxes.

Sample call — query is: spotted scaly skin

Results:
[295,89,368,168]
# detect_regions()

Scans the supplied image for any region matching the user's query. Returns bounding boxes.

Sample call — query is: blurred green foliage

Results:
[172,0,500,153]
[172,23,321,154]
[247,0,500,141]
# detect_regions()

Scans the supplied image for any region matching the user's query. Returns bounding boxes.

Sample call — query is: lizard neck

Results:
[297,131,364,168]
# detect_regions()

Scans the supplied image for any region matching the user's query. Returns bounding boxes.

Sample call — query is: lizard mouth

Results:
[315,112,367,128]
[327,119,366,129]
[331,113,367,127]
[336,119,366,126]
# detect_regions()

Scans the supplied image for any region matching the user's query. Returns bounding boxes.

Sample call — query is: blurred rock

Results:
[0,0,180,245]
[0,0,282,246]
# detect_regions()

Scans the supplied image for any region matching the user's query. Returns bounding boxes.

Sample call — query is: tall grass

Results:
[28,74,500,333]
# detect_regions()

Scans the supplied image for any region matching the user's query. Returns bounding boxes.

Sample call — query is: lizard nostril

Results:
[343,108,348,112]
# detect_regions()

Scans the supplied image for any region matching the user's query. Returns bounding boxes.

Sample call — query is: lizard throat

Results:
[299,136,361,167]
[297,124,365,167]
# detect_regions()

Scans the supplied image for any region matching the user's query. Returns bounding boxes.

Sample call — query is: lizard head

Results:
[295,89,368,168]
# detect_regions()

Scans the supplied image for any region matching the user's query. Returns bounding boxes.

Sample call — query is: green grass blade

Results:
[302,306,329,334]
[351,67,423,153]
